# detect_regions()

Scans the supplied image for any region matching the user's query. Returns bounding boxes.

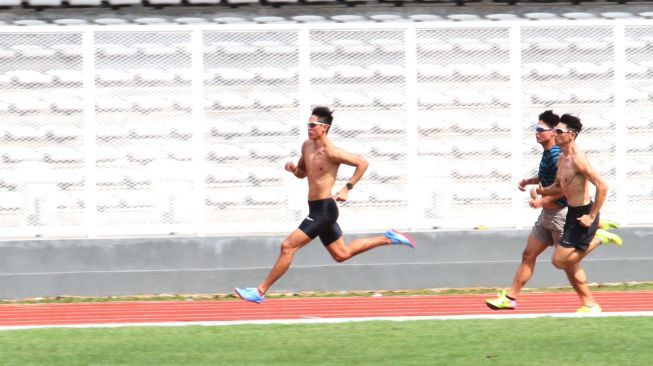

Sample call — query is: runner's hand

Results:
[284,161,296,173]
[577,214,594,228]
[529,187,542,208]
[518,179,528,191]
[333,188,348,202]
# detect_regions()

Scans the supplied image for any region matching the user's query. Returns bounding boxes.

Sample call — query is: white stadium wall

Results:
[0,21,652,239]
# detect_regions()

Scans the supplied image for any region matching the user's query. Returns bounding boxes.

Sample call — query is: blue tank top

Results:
[539,145,567,208]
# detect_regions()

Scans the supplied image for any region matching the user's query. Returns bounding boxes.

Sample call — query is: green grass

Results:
[1,317,652,365]
[3,281,653,305]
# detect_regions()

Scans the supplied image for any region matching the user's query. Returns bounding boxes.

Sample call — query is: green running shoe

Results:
[596,228,623,247]
[485,290,517,310]
[576,304,602,314]
[598,220,620,230]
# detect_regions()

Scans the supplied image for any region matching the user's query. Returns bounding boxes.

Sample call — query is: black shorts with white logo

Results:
[560,202,599,252]
[298,198,343,246]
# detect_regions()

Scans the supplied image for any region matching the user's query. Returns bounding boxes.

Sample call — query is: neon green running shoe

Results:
[485,290,517,310]
[576,304,602,314]
[599,220,620,230]
[596,228,623,247]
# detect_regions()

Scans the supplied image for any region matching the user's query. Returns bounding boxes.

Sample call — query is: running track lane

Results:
[1,291,653,328]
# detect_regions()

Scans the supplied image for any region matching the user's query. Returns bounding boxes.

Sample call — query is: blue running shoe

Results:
[385,229,416,248]
[234,287,264,304]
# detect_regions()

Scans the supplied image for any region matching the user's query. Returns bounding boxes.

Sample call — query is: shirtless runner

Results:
[537,114,622,314]
[235,106,415,304]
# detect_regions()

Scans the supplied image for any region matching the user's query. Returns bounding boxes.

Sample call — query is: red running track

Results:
[2,291,653,328]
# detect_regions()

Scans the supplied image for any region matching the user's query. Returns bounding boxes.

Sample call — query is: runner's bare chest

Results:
[306,147,334,177]
[558,154,584,190]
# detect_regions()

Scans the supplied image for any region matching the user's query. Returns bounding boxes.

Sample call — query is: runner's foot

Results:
[485,290,517,310]
[596,229,623,247]
[598,220,620,230]
[385,229,416,248]
[234,287,265,304]
[576,304,602,314]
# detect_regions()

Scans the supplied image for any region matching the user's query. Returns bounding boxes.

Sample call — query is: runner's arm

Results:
[293,155,307,179]
[536,176,563,197]
[530,189,565,210]
[285,143,307,179]
[330,148,368,202]
[518,175,540,191]
[332,148,369,188]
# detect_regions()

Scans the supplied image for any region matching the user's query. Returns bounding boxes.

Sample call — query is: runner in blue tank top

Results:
[539,145,567,208]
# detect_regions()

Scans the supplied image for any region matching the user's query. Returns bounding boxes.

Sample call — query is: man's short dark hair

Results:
[539,110,560,128]
[312,106,333,125]
[560,114,582,133]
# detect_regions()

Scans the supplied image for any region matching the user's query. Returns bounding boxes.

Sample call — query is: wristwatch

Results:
[346,182,354,190]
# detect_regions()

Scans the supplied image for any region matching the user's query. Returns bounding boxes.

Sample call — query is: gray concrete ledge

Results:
[1,228,652,300]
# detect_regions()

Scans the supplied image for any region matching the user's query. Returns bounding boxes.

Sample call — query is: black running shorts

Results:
[298,198,343,246]
[560,202,600,252]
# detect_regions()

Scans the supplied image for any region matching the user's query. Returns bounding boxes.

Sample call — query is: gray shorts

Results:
[530,206,567,245]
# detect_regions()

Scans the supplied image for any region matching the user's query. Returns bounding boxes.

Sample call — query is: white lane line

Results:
[1,311,653,331]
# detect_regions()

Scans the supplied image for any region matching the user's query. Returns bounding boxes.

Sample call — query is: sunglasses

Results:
[554,128,578,135]
[307,122,329,128]
[535,126,553,133]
